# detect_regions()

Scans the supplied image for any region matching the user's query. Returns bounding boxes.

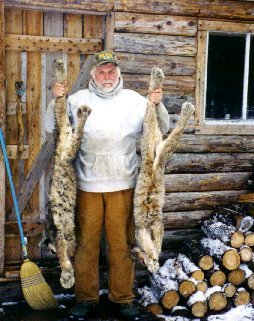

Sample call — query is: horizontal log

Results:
[4,0,113,13]
[123,74,195,95]
[117,53,196,76]
[5,34,102,54]
[114,0,254,21]
[5,220,45,237]
[164,172,252,192]
[163,190,249,212]
[115,12,197,36]
[196,124,254,136]
[163,93,195,114]
[163,210,212,228]
[199,19,254,33]
[114,33,197,56]
[162,228,201,249]
[168,115,195,133]
[171,134,254,153]
[165,153,254,173]
[5,145,29,159]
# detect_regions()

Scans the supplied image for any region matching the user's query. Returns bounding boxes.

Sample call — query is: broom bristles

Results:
[20,260,59,310]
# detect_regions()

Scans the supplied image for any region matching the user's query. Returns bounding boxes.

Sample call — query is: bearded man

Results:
[45,50,169,320]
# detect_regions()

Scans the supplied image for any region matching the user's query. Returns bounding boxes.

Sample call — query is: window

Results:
[196,21,254,135]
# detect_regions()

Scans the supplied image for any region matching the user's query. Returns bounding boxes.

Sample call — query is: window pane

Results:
[206,33,245,120]
[247,35,254,119]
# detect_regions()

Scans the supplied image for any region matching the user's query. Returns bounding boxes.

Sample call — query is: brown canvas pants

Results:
[74,188,135,303]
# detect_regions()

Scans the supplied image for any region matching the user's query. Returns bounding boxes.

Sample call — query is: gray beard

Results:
[89,77,123,98]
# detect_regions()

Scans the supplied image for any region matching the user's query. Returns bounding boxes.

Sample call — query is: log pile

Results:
[138,203,254,318]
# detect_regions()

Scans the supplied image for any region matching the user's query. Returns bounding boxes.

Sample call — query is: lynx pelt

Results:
[132,67,195,273]
[50,60,91,288]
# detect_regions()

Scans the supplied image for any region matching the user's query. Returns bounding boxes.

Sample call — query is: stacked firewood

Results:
[138,203,254,318]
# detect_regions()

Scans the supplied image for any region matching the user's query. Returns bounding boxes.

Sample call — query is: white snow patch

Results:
[162,316,199,321]
[1,301,19,306]
[161,305,254,321]
[187,291,206,306]
[99,289,108,295]
[200,238,230,257]
[171,305,188,312]
[239,264,252,278]
[178,254,199,273]
[207,304,254,321]
[204,286,222,299]
[55,293,75,300]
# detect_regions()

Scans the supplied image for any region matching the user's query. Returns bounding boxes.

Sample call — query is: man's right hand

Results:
[53,82,68,98]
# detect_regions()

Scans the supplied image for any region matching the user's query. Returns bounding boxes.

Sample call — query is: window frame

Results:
[195,20,254,135]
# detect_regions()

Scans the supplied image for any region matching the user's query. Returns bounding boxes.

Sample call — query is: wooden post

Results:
[0,0,5,273]
[105,12,115,50]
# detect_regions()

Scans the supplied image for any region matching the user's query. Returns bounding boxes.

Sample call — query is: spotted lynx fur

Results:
[132,67,195,273]
[49,60,91,288]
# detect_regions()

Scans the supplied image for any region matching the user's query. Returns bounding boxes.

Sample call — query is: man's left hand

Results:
[148,88,163,105]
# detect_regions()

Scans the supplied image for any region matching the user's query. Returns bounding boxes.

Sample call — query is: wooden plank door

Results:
[3,8,104,266]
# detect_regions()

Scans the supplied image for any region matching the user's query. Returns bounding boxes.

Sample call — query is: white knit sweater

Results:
[45,88,169,192]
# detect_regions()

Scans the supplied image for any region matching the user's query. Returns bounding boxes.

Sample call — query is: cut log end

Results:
[234,289,250,306]
[210,270,226,287]
[146,303,163,315]
[209,292,227,311]
[222,249,241,270]
[198,255,214,271]
[224,284,237,298]
[161,290,180,310]
[230,231,245,248]
[191,270,204,281]
[239,246,253,262]
[179,280,196,298]
[247,274,254,290]
[196,281,208,293]
[191,301,208,318]
[228,268,245,286]
[244,232,254,247]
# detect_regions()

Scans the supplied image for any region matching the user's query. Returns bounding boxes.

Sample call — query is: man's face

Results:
[93,63,119,92]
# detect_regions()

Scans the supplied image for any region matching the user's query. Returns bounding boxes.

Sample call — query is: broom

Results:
[0,128,58,310]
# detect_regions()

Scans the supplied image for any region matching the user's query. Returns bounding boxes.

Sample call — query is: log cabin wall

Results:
[1,0,254,290]
[113,0,254,255]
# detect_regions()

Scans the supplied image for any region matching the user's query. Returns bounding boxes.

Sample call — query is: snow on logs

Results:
[200,238,241,270]
[138,203,254,318]
[181,239,214,271]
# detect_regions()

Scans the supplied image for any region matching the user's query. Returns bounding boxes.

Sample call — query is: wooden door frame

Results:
[0,0,5,273]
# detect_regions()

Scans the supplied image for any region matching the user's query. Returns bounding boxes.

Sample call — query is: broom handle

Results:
[0,128,28,259]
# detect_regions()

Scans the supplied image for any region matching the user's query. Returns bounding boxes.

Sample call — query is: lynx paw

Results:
[77,105,92,119]
[181,102,195,118]
[60,266,75,289]
[145,258,160,274]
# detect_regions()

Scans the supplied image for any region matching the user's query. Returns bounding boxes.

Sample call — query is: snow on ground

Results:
[207,304,254,321]
[1,294,254,321]
[161,304,254,321]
